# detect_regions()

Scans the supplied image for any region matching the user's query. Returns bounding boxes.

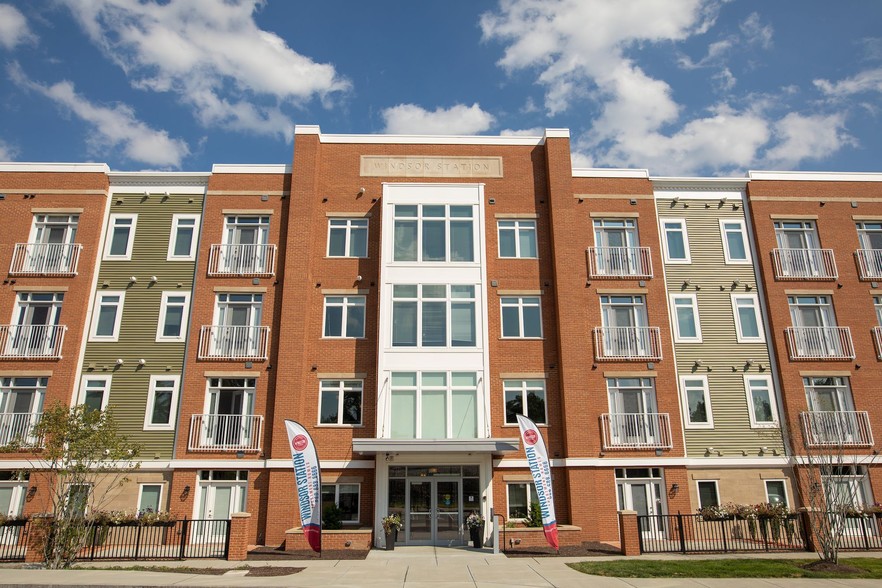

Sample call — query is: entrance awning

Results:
[352,438,519,456]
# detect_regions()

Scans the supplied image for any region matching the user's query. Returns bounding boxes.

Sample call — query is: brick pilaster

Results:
[618,510,640,556]
[227,512,252,561]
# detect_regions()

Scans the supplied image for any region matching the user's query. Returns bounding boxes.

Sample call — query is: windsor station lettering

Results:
[360,155,503,177]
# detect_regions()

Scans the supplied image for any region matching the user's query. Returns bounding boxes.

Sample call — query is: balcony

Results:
[9,243,82,276]
[207,244,276,276]
[0,412,42,447]
[0,324,67,359]
[855,249,882,280]
[601,413,672,450]
[801,411,873,448]
[593,326,662,361]
[873,326,882,359]
[188,414,263,452]
[197,325,269,361]
[587,247,652,279]
[785,326,854,360]
[772,248,837,280]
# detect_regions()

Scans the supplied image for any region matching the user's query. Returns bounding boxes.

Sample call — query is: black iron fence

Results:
[828,514,882,551]
[0,520,30,561]
[638,513,808,554]
[78,518,230,561]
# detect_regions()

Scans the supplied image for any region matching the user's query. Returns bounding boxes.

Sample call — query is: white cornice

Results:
[211,164,291,174]
[573,168,649,179]
[652,177,749,191]
[293,124,551,146]
[0,162,109,173]
[749,170,882,182]
[108,172,210,191]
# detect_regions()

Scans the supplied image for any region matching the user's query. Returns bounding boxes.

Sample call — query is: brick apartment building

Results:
[0,130,879,550]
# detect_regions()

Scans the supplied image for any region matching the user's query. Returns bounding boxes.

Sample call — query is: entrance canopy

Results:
[352,438,519,456]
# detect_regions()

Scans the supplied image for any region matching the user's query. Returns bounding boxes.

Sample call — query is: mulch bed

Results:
[247,545,369,560]
[802,560,866,575]
[504,541,621,558]
[245,566,304,576]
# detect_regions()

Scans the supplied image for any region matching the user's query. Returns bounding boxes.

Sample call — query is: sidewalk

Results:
[0,547,880,587]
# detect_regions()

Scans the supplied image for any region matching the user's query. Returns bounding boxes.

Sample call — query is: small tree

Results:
[10,403,139,569]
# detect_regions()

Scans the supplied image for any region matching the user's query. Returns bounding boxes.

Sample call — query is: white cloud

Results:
[500,127,545,136]
[740,12,772,50]
[59,0,350,138]
[0,137,17,160]
[815,68,882,98]
[763,112,856,169]
[381,103,495,135]
[8,63,190,168]
[0,4,35,49]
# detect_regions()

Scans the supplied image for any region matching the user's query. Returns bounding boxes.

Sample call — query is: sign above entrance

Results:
[360,156,503,178]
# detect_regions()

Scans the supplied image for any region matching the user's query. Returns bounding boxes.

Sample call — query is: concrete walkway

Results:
[0,547,880,587]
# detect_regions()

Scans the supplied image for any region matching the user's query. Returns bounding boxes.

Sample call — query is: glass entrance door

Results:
[406,479,464,545]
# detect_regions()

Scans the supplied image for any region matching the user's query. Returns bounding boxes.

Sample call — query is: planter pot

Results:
[469,524,484,548]
[384,529,397,551]
[0,520,28,527]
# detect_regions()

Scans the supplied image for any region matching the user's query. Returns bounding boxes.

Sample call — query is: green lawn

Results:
[568,558,882,579]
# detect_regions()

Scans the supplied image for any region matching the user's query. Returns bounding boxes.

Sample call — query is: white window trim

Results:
[764,479,789,507]
[670,293,702,342]
[502,380,548,425]
[744,374,779,428]
[322,482,361,524]
[78,375,111,411]
[89,291,125,342]
[696,480,720,509]
[497,219,538,259]
[500,296,543,339]
[166,214,201,261]
[719,218,751,264]
[506,482,537,521]
[327,218,369,258]
[317,379,364,427]
[143,375,180,431]
[662,218,691,263]
[680,375,714,429]
[103,214,138,260]
[137,483,165,512]
[156,291,191,342]
[731,293,765,343]
[322,295,366,339]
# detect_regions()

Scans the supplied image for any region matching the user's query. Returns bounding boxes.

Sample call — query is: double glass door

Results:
[408,479,462,545]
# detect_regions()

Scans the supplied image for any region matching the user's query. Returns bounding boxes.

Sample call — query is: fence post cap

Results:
[798,507,819,513]
[230,512,252,518]
[618,510,638,515]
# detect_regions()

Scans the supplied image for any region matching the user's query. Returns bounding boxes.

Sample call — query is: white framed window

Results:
[167,214,200,261]
[327,218,368,258]
[503,380,546,425]
[138,483,163,513]
[500,296,542,338]
[680,375,713,429]
[104,214,137,260]
[498,220,537,258]
[89,291,125,341]
[392,204,475,263]
[64,483,91,517]
[391,284,476,348]
[323,296,365,338]
[30,214,79,245]
[670,293,701,342]
[0,377,46,446]
[765,480,788,507]
[744,375,779,428]
[731,294,764,342]
[661,218,690,263]
[79,375,111,412]
[156,291,190,342]
[390,371,478,440]
[507,482,537,520]
[696,480,720,509]
[318,380,363,426]
[144,375,180,431]
[720,219,751,263]
[321,483,360,523]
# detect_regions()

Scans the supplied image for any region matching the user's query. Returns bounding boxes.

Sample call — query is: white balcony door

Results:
[29,215,78,273]
[775,221,821,275]
[0,481,27,545]
[617,476,665,539]
[11,293,62,356]
[594,220,638,275]
[789,296,839,356]
[222,216,269,273]
[805,377,857,444]
[214,294,262,357]
[608,379,657,445]
[194,477,246,544]
[204,384,254,448]
[602,296,648,356]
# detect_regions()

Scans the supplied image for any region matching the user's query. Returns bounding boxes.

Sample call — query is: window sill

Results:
[502,423,548,428]
[325,256,369,260]
[499,337,545,341]
[498,256,539,260]
[316,424,364,428]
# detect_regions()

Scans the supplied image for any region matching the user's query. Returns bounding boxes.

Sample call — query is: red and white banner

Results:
[516,414,559,550]
[285,420,322,553]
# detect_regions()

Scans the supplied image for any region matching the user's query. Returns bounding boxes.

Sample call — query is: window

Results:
[803,376,854,413]
[167,214,200,260]
[592,218,646,276]
[89,291,125,341]
[144,375,180,430]
[680,376,713,428]
[731,294,764,342]
[720,219,750,263]
[507,482,537,520]
[0,471,29,518]
[200,379,258,450]
[0,377,46,446]
[787,295,848,358]
[9,292,64,357]
[319,380,363,425]
[875,296,882,326]
[30,214,79,245]
[662,218,690,263]
[64,484,91,518]
[323,295,365,338]
[156,292,190,342]
[697,481,720,510]
[607,377,657,416]
[79,376,111,411]
[774,220,819,250]
[500,297,542,338]
[321,483,360,523]
[328,218,368,258]
[24,214,80,274]
[856,222,882,251]
[392,204,475,263]
[390,371,478,439]
[216,215,272,275]
[765,480,788,507]
[745,375,778,427]
[392,284,476,347]
[104,214,137,260]
[503,380,547,425]
[498,220,537,258]
[670,294,701,342]
[138,484,163,513]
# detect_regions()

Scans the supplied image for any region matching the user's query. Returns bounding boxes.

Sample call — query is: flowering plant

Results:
[465,511,485,529]
[382,514,402,532]
[88,510,137,525]
[0,513,27,525]
[137,509,176,525]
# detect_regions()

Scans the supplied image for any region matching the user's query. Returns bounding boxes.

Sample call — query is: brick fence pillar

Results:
[799,507,820,553]
[618,510,640,556]
[227,512,252,561]
[24,515,52,563]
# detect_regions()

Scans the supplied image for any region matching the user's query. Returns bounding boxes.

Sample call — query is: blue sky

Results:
[1,0,881,176]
